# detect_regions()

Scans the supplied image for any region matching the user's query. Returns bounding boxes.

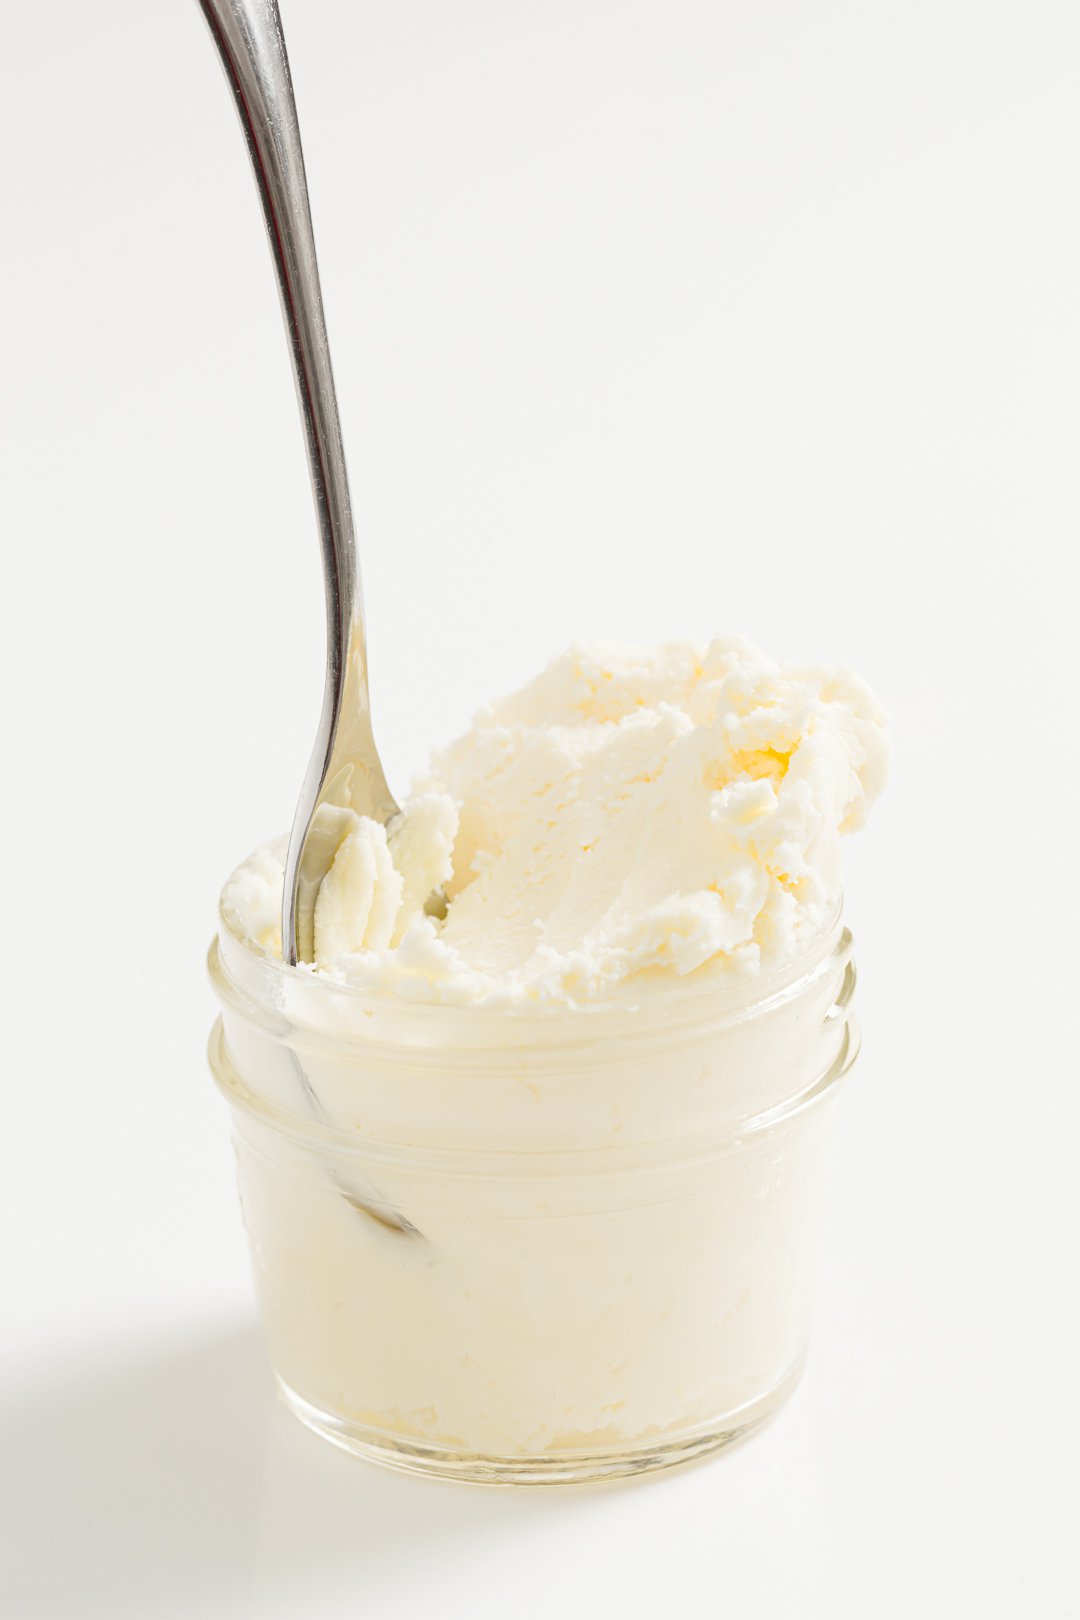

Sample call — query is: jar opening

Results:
[212,897,847,1057]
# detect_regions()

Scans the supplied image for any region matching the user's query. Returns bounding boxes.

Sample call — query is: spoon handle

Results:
[198,0,396,963]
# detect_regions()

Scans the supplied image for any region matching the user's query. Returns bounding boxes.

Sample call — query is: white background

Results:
[1,1,1077,1615]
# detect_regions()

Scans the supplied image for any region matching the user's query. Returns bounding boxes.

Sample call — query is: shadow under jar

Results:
[208,907,859,1485]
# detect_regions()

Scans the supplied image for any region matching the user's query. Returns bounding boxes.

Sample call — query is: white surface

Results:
[1,1,1077,1615]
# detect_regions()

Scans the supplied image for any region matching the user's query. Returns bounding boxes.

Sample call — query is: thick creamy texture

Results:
[212,917,856,1471]
[213,635,885,1474]
[223,636,887,1004]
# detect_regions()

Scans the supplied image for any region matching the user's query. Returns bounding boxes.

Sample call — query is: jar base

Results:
[275,1356,806,1487]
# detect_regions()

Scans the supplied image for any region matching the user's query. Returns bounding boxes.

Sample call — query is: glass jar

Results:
[208,905,859,1485]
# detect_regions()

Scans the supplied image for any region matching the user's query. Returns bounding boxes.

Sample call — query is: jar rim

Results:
[212,894,848,1056]
[208,1009,859,1171]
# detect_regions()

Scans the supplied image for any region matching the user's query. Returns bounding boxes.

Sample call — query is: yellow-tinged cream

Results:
[222,635,887,1003]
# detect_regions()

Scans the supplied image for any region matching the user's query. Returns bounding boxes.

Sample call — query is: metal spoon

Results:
[198,0,398,965]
